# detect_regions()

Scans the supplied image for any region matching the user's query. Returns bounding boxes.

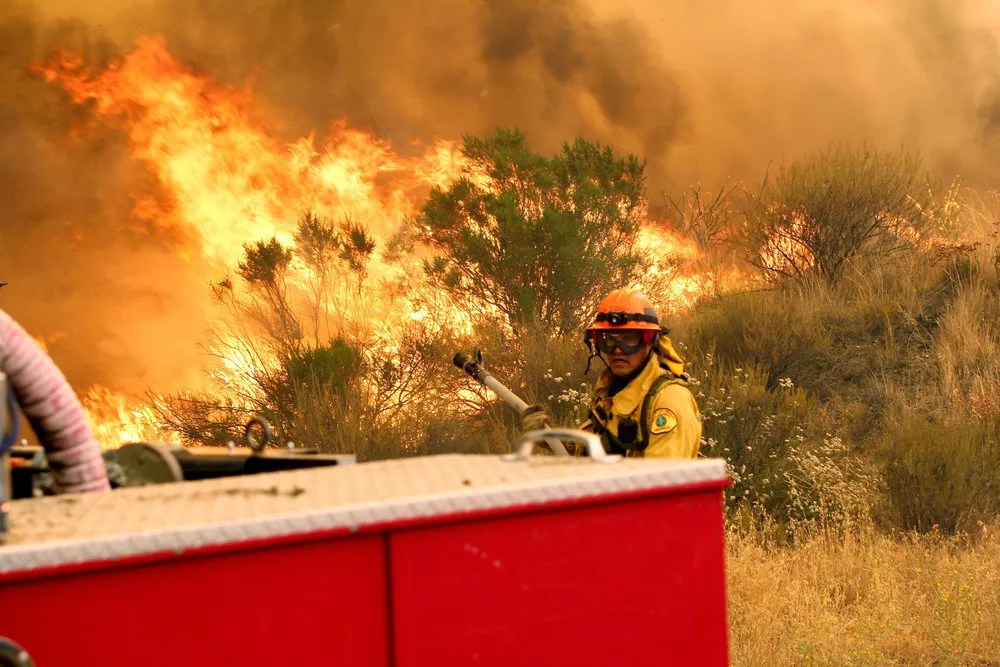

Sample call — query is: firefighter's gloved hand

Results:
[519,404,553,433]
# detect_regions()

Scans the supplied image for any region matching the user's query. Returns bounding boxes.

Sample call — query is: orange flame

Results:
[79,385,169,449]
[36,37,467,270]
[635,222,719,312]
[36,37,726,446]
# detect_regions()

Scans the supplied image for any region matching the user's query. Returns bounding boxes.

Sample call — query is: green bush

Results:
[414,127,650,336]
[881,411,1000,534]
[285,338,363,394]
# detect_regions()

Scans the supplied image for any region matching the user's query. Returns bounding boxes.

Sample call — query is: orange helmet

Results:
[586,288,661,333]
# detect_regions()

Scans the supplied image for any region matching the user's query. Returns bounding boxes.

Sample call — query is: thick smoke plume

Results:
[0,1,213,395]
[3,0,1000,395]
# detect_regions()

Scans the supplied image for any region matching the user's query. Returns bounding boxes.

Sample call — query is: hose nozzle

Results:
[453,348,486,382]
[452,352,471,370]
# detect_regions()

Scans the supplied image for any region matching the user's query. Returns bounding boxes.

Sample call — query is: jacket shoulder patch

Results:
[649,407,678,435]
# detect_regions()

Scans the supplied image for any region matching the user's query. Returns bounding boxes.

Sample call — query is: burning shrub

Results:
[414,127,650,336]
[738,145,934,283]
[663,181,742,255]
[157,210,464,455]
[234,236,300,351]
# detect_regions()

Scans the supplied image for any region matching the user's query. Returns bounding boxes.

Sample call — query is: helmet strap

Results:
[583,334,610,376]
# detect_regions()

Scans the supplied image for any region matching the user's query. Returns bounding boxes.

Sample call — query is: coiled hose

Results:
[0,308,109,493]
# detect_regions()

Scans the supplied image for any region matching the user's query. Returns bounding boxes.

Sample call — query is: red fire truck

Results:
[0,309,731,666]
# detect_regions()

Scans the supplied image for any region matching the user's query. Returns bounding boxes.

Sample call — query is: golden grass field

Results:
[727,523,1000,665]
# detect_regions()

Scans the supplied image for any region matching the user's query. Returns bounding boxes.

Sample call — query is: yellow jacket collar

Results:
[593,353,664,416]
[657,336,685,377]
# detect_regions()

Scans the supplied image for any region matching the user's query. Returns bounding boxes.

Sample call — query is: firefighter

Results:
[520,288,702,458]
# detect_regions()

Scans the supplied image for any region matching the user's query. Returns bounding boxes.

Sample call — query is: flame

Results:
[80,385,169,449]
[37,37,476,411]
[635,222,719,311]
[35,37,468,271]
[35,37,726,446]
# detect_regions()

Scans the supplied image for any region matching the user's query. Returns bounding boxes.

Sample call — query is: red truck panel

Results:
[390,487,729,666]
[1,534,389,667]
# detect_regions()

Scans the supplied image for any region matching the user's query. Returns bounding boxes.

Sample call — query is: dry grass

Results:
[936,275,1000,412]
[727,522,1000,665]
[693,186,1000,663]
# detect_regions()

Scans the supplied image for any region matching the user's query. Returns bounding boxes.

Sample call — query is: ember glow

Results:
[635,223,706,310]
[80,385,168,449]
[34,37,723,446]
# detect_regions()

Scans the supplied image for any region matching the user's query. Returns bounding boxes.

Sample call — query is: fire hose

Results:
[453,349,569,456]
[0,308,109,494]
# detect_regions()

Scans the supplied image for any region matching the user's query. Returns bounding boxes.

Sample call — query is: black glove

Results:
[520,404,553,433]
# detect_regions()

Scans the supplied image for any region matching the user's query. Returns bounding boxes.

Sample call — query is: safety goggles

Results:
[594,330,648,355]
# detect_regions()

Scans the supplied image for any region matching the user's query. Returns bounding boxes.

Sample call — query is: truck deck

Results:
[2,453,726,574]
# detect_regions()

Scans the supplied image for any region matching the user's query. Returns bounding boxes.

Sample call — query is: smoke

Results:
[3,0,1000,395]
[601,0,1000,189]
[64,0,686,180]
[111,0,1000,186]
[0,1,215,395]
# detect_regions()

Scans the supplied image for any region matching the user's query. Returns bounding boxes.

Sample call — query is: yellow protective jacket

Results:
[579,338,702,458]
